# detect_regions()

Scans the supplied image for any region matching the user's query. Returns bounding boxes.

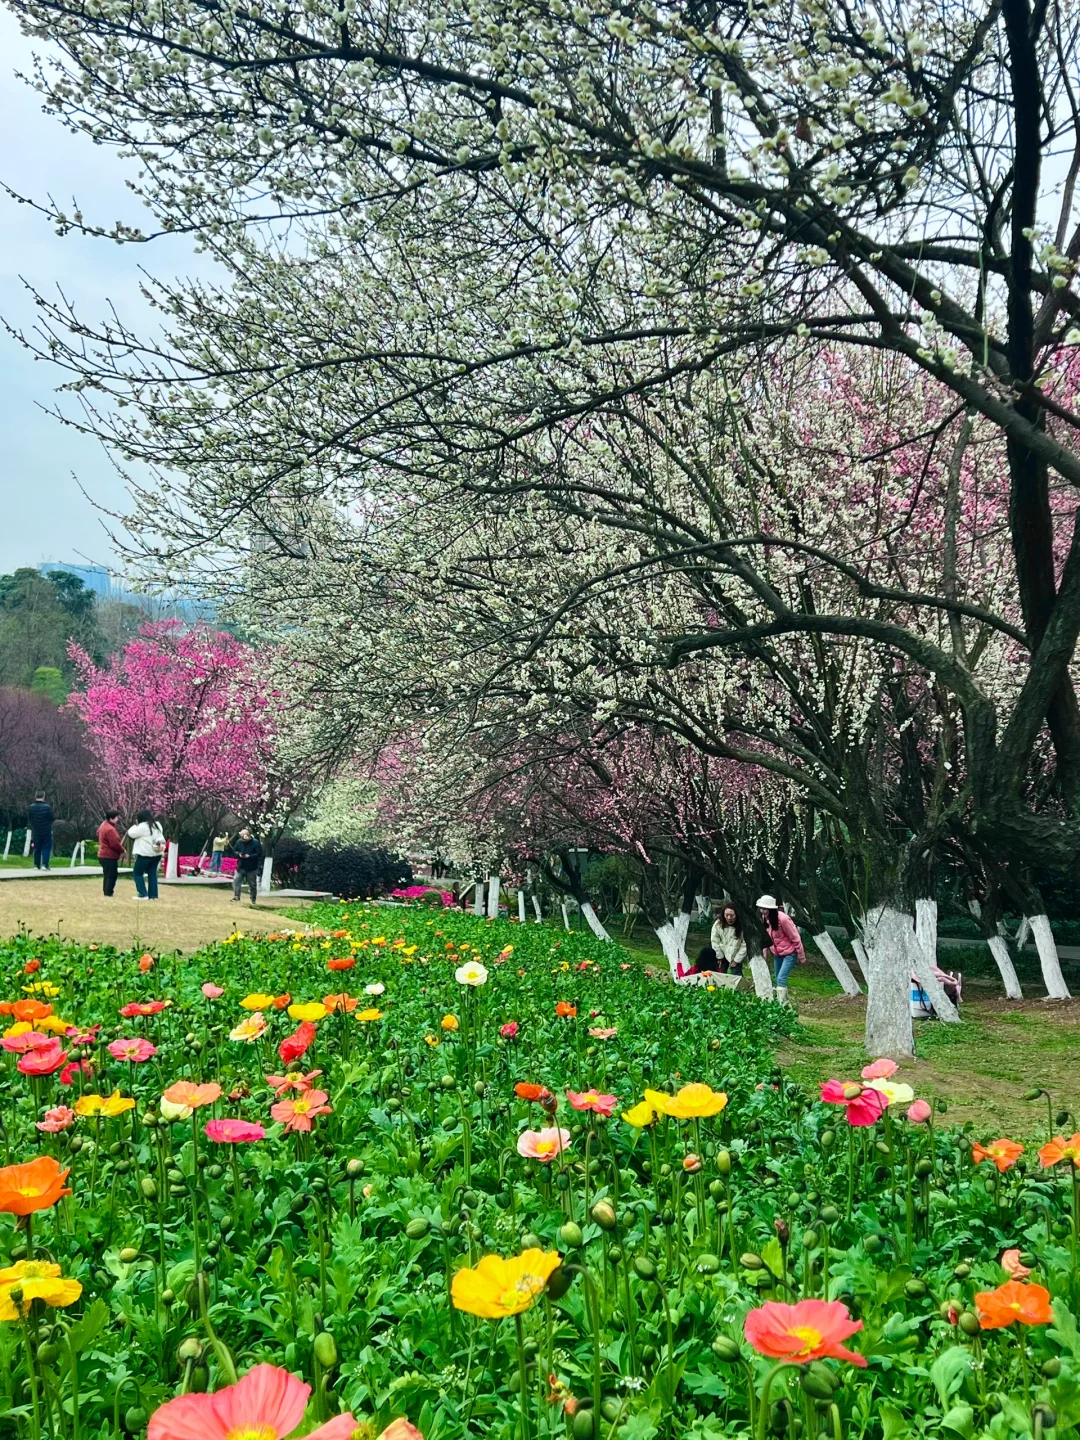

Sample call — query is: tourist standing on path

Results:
[28,792,54,870]
[712,904,747,974]
[230,828,263,905]
[209,830,229,873]
[127,810,166,900]
[96,810,124,896]
[757,894,805,1005]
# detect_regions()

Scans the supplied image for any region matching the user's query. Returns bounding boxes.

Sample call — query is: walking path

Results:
[0,867,332,900]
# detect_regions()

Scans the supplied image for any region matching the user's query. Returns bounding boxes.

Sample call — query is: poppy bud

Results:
[819,1205,839,1225]
[1042,1358,1062,1378]
[1034,1406,1057,1431]
[119,1247,139,1264]
[345,1158,365,1178]
[591,1200,617,1231]
[313,1331,338,1369]
[741,1252,764,1270]
[559,1222,583,1249]
[683,1154,702,1174]
[711,1335,741,1361]
[819,1129,835,1150]
[774,1218,790,1246]
[716,1149,731,1175]
[842,1083,863,1100]
[546,1264,574,1300]
[958,1312,980,1336]
[633,1254,657,1281]
[177,1337,204,1364]
[1022,1088,1044,1102]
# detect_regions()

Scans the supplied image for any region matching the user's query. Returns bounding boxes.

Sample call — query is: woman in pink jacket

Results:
[756,894,805,1006]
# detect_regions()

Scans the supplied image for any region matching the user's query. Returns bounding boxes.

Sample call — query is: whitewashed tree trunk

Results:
[987,935,1023,1000]
[1029,915,1071,999]
[486,876,501,919]
[1016,916,1031,949]
[23,831,31,857]
[68,843,78,868]
[531,895,542,923]
[864,904,915,1058]
[850,935,870,982]
[911,899,960,1023]
[581,902,612,941]
[165,842,179,881]
[656,920,693,979]
[967,898,982,921]
[259,856,273,894]
[748,954,774,1000]
[813,931,862,995]
[561,902,571,930]
[472,880,485,916]
[694,894,710,921]
[2,831,10,860]
[673,909,692,947]
[517,890,526,924]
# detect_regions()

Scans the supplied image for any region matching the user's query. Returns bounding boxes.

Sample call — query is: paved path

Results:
[0,867,332,901]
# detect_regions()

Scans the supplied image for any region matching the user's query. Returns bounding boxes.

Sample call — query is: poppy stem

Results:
[514,1312,531,1440]
[756,1363,800,1440]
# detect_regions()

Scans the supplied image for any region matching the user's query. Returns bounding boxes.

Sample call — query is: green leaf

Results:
[879,1403,910,1440]
[166,1259,196,1295]
[759,1237,784,1277]
[999,1396,1033,1436]
[1050,1298,1080,1361]
[941,1404,975,1440]
[619,1412,660,1440]
[66,1299,110,1356]
[930,1346,973,1409]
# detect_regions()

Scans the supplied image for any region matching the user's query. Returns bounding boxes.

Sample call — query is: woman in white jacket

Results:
[711,905,747,974]
[127,809,166,900]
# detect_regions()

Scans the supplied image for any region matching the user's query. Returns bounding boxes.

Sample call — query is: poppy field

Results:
[0,902,1079,1440]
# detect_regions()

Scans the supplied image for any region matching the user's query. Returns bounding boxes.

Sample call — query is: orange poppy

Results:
[1038,1133,1080,1168]
[162,1081,221,1110]
[975,1280,1053,1329]
[0,1156,72,1214]
[971,1138,1023,1172]
[12,1000,52,1023]
[327,958,355,972]
[270,994,292,1010]
[515,1083,548,1102]
[322,993,358,1013]
[554,1002,577,1019]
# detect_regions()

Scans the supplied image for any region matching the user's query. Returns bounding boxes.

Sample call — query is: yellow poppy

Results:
[35,1016,73,1035]
[2,1022,32,1039]
[440,1014,459,1032]
[356,1008,383,1023]
[75,1092,135,1119]
[451,1249,562,1319]
[658,1083,729,1120]
[240,993,276,1010]
[288,1002,328,1023]
[0,1260,82,1321]
[622,1097,662,1128]
[425,1034,440,1047]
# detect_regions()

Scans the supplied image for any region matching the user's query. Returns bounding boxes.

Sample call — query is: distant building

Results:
[38,562,213,621]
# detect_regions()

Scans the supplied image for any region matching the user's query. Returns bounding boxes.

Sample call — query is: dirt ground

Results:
[0,877,315,952]
[779,980,1080,1137]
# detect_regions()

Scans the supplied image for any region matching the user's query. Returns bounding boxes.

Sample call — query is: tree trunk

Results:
[1016,915,1032,949]
[486,875,501,919]
[913,898,961,1024]
[1028,914,1071,998]
[259,855,273,894]
[655,920,692,979]
[581,902,612,942]
[812,930,862,996]
[561,902,571,931]
[532,895,542,923]
[472,880,484,916]
[165,841,179,881]
[850,936,870,982]
[748,954,774,1000]
[517,890,526,924]
[988,935,1024,1000]
[864,904,915,1058]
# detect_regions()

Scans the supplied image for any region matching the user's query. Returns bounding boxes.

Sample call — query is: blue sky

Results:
[0,13,202,575]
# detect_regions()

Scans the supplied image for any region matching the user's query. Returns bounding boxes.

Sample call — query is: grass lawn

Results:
[618,920,1080,1137]
[0,875,316,950]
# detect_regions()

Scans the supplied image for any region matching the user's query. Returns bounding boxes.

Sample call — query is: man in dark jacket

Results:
[230,828,263,905]
[28,793,54,870]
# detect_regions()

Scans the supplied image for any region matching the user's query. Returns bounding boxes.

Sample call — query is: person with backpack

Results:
[28,793,54,870]
[756,894,805,1005]
[96,809,124,896]
[127,810,166,900]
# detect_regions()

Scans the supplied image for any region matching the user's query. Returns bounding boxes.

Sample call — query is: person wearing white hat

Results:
[756,895,805,1006]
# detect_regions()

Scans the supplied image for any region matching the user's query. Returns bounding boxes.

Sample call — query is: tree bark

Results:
[987,935,1024,1000]
[913,899,961,1024]
[486,875,501,919]
[812,930,862,996]
[864,904,915,1058]
[472,880,485,916]
[850,936,870,982]
[748,954,774,1000]
[581,901,612,942]
[1028,914,1071,999]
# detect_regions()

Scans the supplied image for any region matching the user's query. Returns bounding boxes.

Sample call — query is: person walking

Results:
[230,827,263,905]
[757,894,805,1005]
[209,830,229,874]
[127,810,166,900]
[28,792,54,870]
[96,810,124,897]
[712,904,747,974]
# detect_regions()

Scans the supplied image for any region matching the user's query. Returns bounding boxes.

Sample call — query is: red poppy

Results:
[745,1299,866,1366]
[59,1059,93,1086]
[119,1000,169,1018]
[23,960,41,975]
[278,1021,317,1064]
[327,958,355,972]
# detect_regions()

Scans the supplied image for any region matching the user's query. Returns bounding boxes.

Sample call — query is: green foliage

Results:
[30,666,68,705]
[0,568,101,687]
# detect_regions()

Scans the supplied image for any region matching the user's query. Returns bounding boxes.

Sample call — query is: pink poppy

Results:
[566,1088,618,1117]
[147,1362,357,1440]
[202,983,225,999]
[205,1118,265,1144]
[65,1026,101,1046]
[108,1038,157,1063]
[499,1022,519,1039]
[907,1099,932,1124]
[19,1042,68,1077]
[861,1059,899,1081]
[270,1089,332,1133]
[516,1127,571,1162]
[588,1027,617,1040]
[1001,1248,1032,1280]
[265,1070,323,1094]
[59,1059,93,1086]
[36,1106,76,1133]
[119,1000,169,1018]
[2,1030,52,1055]
[820,1080,886,1127]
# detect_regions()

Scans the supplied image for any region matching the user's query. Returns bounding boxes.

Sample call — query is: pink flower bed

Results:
[180,854,237,874]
